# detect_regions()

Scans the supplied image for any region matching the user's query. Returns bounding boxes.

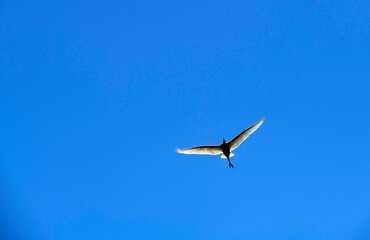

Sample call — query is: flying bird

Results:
[177,118,264,168]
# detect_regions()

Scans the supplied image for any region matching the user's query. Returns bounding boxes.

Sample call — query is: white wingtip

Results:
[176,148,186,154]
[257,117,264,127]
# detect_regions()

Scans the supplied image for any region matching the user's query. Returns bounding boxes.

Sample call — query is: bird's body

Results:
[220,139,234,168]
[176,118,264,168]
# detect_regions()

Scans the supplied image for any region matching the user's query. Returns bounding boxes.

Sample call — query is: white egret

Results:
[177,118,264,168]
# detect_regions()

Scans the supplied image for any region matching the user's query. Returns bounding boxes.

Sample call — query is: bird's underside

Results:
[176,118,264,168]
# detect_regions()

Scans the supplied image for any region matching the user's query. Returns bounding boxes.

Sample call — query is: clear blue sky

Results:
[1,0,369,239]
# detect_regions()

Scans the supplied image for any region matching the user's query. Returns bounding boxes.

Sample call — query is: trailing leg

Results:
[228,158,234,169]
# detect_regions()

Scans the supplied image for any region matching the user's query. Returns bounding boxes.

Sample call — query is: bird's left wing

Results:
[228,118,264,151]
[176,146,223,155]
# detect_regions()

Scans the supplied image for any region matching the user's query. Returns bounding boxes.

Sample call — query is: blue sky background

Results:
[1,0,369,239]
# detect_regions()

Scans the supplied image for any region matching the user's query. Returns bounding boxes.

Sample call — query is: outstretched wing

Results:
[228,118,264,151]
[176,146,222,155]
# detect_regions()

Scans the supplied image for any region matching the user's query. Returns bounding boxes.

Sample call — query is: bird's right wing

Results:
[176,146,223,155]
[228,118,264,151]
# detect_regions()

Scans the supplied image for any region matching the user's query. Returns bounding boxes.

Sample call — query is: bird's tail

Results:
[221,152,235,159]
